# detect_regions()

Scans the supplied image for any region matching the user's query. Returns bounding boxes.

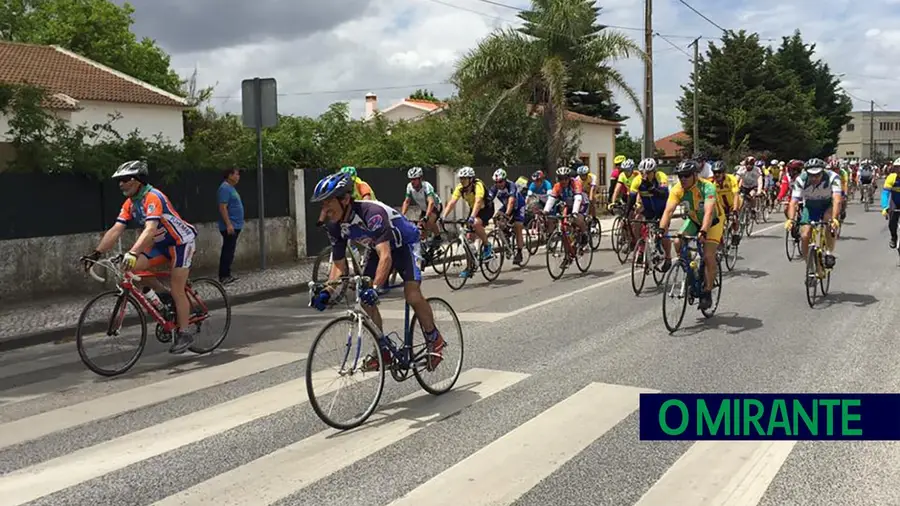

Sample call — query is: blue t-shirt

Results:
[527,180,552,196]
[217,181,244,231]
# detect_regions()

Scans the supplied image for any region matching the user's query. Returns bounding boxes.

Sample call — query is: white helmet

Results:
[556,166,572,177]
[492,168,507,182]
[621,159,635,171]
[458,166,475,178]
[892,157,900,167]
[576,165,590,176]
[407,166,423,179]
[638,158,656,172]
[112,160,148,180]
[771,159,778,166]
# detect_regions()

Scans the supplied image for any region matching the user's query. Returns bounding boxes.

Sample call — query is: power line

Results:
[210,82,452,100]
[655,32,692,59]
[676,0,727,32]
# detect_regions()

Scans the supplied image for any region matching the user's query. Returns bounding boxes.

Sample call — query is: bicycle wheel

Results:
[784,228,795,261]
[864,198,870,212]
[411,297,464,395]
[744,209,755,236]
[662,260,689,333]
[610,216,623,252]
[428,241,448,276]
[186,278,231,354]
[545,231,567,280]
[759,200,769,223]
[651,243,666,286]
[820,252,831,296]
[481,231,505,281]
[631,238,648,295]
[442,239,470,291]
[305,315,385,430]
[589,216,603,251]
[805,245,819,307]
[311,245,333,282]
[526,219,542,256]
[701,258,723,318]
[575,232,593,273]
[76,291,147,377]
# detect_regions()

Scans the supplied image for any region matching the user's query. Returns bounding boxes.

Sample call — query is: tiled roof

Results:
[530,105,623,126]
[655,131,691,157]
[0,42,188,109]
[403,98,444,110]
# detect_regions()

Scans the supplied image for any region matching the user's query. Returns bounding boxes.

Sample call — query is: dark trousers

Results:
[219,229,241,279]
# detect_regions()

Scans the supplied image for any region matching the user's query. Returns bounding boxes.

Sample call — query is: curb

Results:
[0,283,308,353]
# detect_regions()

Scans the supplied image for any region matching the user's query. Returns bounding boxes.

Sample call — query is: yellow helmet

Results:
[614,155,626,165]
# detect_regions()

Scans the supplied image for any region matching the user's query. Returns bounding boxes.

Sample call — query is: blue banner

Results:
[639,393,900,440]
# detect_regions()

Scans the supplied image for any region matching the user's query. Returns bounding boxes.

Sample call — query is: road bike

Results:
[312,233,401,300]
[630,219,666,295]
[661,234,723,333]
[305,275,464,430]
[417,219,450,276]
[78,255,231,376]
[719,213,740,271]
[545,213,593,280]
[492,212,532,267]
[861,183,875,212]
[524,205,551,256]
[609,203,633,264]
[441,219,503,290]
[804,220,835,307]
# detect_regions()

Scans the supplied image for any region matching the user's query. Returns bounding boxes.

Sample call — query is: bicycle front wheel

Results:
[306,315,385,430]
[76,291,147,377]
[480,231,504,281]
[186,278,231,354]
[589,216,602,251]
[784,228,795,261]
[411,297,464,395]
[442,239,470,291]
[724,229,738,271]
[662,260,689,333]
[545,231,567,280]
[631,238,648,295]
[805,246,819,308]
[701,258,723,318]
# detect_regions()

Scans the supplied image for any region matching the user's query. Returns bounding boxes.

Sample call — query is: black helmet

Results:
[693,152,707,161]
[674,160,700,176]
[711,161,726,173]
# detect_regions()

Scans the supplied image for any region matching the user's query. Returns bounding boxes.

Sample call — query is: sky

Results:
[123,0,900,141]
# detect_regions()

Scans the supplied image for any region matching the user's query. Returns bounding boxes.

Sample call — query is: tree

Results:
[408,89,440,103]
[1,0,183,95]
[452,0,644,170]
[615,131,641,160]
[566,89,627,122]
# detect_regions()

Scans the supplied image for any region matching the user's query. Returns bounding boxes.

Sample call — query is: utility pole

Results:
[691,37,700,155]
[642,0,654,159]
[870,100,875,160]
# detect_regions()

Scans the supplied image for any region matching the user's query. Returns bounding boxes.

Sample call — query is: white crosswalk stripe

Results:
[0,352,803,506]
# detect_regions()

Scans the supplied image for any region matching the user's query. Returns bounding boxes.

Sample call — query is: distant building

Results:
[654,131,691,164]
[837,110,900,160]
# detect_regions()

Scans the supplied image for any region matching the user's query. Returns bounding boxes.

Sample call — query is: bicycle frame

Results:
[671,235,707,295]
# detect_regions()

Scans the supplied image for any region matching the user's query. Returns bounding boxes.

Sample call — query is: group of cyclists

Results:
[76,151,900,361]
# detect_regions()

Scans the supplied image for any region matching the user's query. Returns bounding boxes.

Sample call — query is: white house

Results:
[0,41,188,166]
[363,93,445,122]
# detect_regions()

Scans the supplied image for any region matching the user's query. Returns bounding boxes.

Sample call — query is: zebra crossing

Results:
[0,350,841,505]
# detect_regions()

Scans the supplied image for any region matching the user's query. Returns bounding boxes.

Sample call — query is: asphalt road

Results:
[1,200,899,506]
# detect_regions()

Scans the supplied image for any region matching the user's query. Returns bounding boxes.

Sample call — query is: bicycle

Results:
[305,275,463,430]
[804,220,835,307]
[719,213,740,271]
[524,204,551,256]
[861,183,875,212]
[661,234,723,333]
[78,255,231,376]
[630,219,666,295]
[492,212,532,267]
[312,234,402,298]
[610,203,634,264]
[441,219,502,290]
[784,202,803,262]
[545,213,593,280]
[417,219,449,276]
[586,200,603,251]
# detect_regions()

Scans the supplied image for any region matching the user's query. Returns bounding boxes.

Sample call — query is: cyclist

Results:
[857,161,876,204]
[831,159,849,221]
[543,166,589,245]
[625,157,672,271]
[514,174,530,194]
[609,158,637,211]
[488,168,527,265]
[309,172,444,371]
[338,166,376,201]
[710,161,741,248]
[574,163,599,219]
[526,170,552,204]
[736,159,764,219]
[80,160,198,354]
[440,166,494,276]
[659,159,724,311]
[608,155,627,204]
[784,158,842,272]
[400,167,442,247]
[880,157,900,249]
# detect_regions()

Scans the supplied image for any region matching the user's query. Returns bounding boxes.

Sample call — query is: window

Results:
[845,151,855,156]
[881,122,894,131]
[846,123,855,131]
[598,154,607,180]
[579,155,590,170]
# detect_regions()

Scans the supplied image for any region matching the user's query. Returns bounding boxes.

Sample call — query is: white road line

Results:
[0,351,304,450]
[633,441,796,506]
[388,382,657,506]
[151,368,529,506]
[0,364,364,506]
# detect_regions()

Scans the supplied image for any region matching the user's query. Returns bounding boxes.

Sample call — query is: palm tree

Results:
[452,0,645,170]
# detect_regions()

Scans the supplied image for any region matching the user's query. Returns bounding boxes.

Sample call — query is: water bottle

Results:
[142,286,164,311]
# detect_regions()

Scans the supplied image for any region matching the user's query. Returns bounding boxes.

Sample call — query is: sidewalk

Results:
[0,261,315,352]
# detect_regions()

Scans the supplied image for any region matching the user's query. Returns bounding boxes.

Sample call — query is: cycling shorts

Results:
[363,242,422,283]
[144,242,195,269]
[679,217,723,244]
[418,203,443,219]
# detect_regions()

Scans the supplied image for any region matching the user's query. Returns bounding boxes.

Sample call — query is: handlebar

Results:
[81,254,129,284]
[307,275,373,307]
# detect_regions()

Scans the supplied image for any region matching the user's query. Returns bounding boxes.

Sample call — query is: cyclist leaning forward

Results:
[487,168,527,265]
[310,172,444,371]
[624,157,673,271]
[543,166,589,245]
[784,158,842,275]
[440,166,494,277]
[710,161,742,249]
[81,160,198,354]
[400,166,442,248]
[658,160,725,311]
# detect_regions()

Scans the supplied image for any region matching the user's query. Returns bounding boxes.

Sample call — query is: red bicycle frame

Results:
[116,270,209,334]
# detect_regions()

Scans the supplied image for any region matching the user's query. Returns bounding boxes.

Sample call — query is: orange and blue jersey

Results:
[116,186,197,247]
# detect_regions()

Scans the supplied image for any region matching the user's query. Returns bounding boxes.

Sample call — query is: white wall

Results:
[70,101,185,144]
[382,104,434,122]
[575,122,616,181]
[0,110,72,142]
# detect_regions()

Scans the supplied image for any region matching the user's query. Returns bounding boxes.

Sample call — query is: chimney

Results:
[364,93,377,120]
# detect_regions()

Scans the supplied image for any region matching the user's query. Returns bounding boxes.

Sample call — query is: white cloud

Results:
[152,0,900,145]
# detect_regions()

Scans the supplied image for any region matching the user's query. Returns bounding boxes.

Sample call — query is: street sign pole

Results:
[241,77,278,271]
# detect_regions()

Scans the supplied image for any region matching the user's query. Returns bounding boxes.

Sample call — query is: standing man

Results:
[218,168,244,285]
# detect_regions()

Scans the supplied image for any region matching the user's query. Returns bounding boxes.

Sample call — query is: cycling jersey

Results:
[616,170,638,189]
[351,176,375,200]
[791,170,841,208]
[668,179,724,243]
[527,180,552,197]
[451,178,488,208]
[487,180,526,210]
[578,173,597,188]
[405,181,442,209]
[544,178,585,214]
[838,169,849,194]
[713,173,740,213]
[116,186,196,246]
[735,166,762,189]
[881,173,900,210]
[325,200,419,257]
[628,170,669,218]
[515,176,529,194]
[859,167,874,183]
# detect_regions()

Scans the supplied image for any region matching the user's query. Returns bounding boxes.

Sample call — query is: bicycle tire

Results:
[545,231,567,280]
[630,238,648,295]
[442,239,470,291]
[305,314,385,430]
[186,278,232,354]
[575,233,593,273]
[429,242,448,276]
[610,216,623,252]
[805,245,819,307]
[661,260,688,333]
[526,219,541,256]
[411,297,464,395]
[701,258,723,318]
[480,231,504,281]
[76,290,147,377]
[724,229,738,271]
[589,216,602,251]
[311,245,334,283]
[784,228,795,261]
[614,223,631,264]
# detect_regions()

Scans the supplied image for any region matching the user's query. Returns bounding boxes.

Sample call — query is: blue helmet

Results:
[311,172,352,202]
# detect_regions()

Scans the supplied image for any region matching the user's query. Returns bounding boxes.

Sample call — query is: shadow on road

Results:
[836,235,867,241]
[724,268,769,279]
[821,292,879,308]
[482,278,524,289]
[674,312,764,336]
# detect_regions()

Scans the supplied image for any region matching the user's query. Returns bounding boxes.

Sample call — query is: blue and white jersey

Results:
[790,170,842,210]
[487,180,526,209]
[325,201,420,260]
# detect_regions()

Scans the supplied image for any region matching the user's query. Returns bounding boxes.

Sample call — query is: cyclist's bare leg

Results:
[799,225,811,257]
[425,212,441,237]
[169,266,191,330]
[513,222,525,249]
[473,218,489,244]
[824,208,837,251]
[702,241,718,292]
